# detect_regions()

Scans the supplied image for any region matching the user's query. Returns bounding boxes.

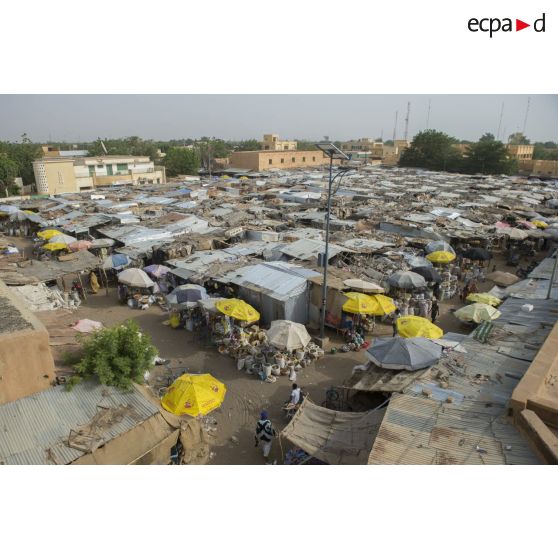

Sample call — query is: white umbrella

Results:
[117,268,155,288]
[343,278,384,293]
[267,320,311,351]
[455,303,501,324]
[496,228,529,240]
[48,233,77,245]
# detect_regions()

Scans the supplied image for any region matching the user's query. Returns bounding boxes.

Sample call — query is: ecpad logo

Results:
[468,13,546,37]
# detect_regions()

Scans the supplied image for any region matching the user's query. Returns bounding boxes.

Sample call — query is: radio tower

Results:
[496,102,505,140]
[522,96,531,135]
[426,98,431,129]
[392,111,398,142]
[403,102,411,141]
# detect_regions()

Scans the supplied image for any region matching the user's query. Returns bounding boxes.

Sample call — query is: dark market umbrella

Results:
[387,270,427,290]
[166,284,208,308]
[366,336,442,371]
[411,266,442,283]
[463,247,491,261]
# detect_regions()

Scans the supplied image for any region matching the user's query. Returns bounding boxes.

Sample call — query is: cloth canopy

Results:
[161,373,226,417]
[466,293,501,306]
[267,320,311,351]
[366,336,442,371]
[396,316,443,339]
[486,271,519,287]
[117,268,155,288]
[425,241,455,255]
[387,270,427,289]
[455,303,501,324]
[411,266,442,283]
[280,398,385,465]
[69,240,92,252]
[37,229,63,240]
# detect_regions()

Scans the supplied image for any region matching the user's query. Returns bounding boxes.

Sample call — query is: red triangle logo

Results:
[516,19,530,31]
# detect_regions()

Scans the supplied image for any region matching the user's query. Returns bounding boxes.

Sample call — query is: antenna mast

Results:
[522,96,531,135]
[392,111,398,142]
[404,102,411,141]
[426,98,431,129]
[496,102,505,140]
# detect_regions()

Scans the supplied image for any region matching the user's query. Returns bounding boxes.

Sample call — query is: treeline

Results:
[400,130,515,175]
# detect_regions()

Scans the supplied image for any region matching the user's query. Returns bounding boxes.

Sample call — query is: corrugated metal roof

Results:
[368,394,539,465]
[219,263,315,300]
[0,382,160,465]
[280,238,352,261]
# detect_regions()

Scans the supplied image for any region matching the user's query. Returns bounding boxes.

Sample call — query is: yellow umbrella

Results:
[342,292,376,315]
[368,294,397,316]
[38,229,63,240]
[466,293,502,307]
[532,220,548,229]
[23,210,36,214]
[396,316,444,339]
[426,250,456,264]
[42,242,68,251]
[455,303,501,324]
[161,373,226,417]
[216,298,260,322]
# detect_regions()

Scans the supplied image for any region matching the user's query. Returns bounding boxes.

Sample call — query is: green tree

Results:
[508,132,530,145]
[164,147,200,176]
[533,142,558,161]
[68,321,158,391]
[464,134,516,175]
[0,154,20,197]
[399,129,463,172]
[0,133,41,186]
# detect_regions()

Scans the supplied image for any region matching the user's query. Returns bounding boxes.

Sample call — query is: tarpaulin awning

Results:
[280,398,385,465]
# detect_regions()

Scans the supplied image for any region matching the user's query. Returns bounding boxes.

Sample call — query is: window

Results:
[302,157,306,162]
[280,158,284,164]
[268,159,273,165]
[116,163,128,172]
[88,165,95,176]
[291,157,295,163]
[312,156,316,162]
[284,145,288,150]
[96,164,103,168]
[57,171,64,184]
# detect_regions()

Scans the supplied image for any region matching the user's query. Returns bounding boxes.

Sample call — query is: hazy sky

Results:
[0,95,556,143]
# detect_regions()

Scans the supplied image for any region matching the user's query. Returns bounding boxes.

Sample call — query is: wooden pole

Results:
[76,272,87,301]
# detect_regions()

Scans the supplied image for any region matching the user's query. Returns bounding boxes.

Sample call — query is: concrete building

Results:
[518,158,558,178]
[33,149,166,195]
[229,150,329,171]
[262,134,297,151]
[507,144,534,161]
[341,138,384,159]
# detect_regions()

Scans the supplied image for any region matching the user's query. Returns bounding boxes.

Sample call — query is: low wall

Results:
[0,280,55,404]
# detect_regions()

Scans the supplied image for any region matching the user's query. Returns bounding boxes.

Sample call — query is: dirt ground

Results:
[8,234,548,464]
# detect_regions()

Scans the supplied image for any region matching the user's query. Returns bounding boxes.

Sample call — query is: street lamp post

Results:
[314,143,352,343]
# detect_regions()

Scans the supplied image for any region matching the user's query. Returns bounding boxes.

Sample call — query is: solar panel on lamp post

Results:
[314,143,351,344]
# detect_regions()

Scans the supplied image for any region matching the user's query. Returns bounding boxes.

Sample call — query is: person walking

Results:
[255,411,276,463]
[392,308,401,337]
[431,299,439,323]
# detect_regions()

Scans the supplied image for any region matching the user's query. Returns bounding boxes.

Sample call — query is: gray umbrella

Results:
[366,336,442,371]
[387,270,427,289]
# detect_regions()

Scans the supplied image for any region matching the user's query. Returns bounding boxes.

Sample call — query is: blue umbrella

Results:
[144,264,171,278]
[102,254,131,270]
